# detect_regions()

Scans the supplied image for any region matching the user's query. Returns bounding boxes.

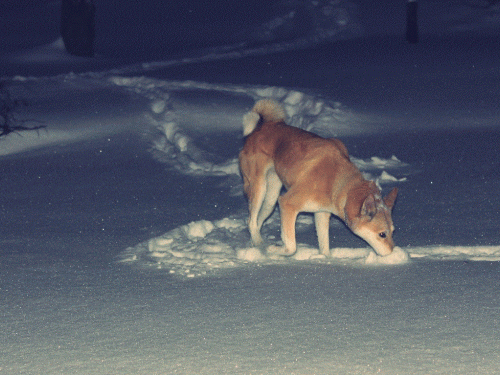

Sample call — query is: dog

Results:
[239,99,398,257]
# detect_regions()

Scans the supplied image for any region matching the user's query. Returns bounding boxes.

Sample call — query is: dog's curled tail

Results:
[242,99,286,136]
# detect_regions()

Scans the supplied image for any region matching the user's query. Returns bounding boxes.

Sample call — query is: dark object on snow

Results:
[406,0,418,44]
[0,81,45,138]
[61,0,96,57]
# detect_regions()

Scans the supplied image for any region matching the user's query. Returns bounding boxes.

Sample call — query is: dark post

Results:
[61,0,96,57]
[406,0,418,44]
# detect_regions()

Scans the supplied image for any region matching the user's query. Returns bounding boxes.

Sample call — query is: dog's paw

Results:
[250,233,264,247]
[266,245,284,254]
[266,245,296,256]
[320,250,331,258]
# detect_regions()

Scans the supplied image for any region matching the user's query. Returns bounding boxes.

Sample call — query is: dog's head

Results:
[349,187,398,256]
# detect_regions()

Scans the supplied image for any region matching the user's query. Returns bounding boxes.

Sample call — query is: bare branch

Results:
[0,80,46,138]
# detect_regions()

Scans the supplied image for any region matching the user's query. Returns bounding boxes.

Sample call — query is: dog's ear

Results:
[361,194,377,219]
[384,187,398,210]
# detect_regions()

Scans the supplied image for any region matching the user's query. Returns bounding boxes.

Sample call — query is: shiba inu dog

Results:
[239,99,398,257]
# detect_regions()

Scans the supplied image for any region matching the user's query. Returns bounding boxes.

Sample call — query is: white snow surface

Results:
[123,211,500,279]
[120,214,412,279]
[1,1,500,374]
[2,73,416,280]
[2,61,500,375]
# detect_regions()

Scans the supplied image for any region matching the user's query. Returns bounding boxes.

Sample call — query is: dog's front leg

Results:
[314,211,331,257]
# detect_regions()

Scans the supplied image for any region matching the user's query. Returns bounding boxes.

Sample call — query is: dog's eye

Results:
[379,232,387,239]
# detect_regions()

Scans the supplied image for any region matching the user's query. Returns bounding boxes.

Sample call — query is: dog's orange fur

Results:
[239,99,398,257]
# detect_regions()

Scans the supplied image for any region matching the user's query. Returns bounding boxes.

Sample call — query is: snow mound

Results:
[108,76,410,183]
[365,246,410,265]
[409,245,500,261]
[119,214,410,279]
[354,155,408,170]
[1,72,410,191]
[120,214,500,279]
[352,156,408,188]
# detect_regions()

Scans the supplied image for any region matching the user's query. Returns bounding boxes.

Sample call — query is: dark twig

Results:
[0,80,46,138]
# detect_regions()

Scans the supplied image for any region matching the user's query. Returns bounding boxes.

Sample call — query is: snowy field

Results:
[1,1,500,374]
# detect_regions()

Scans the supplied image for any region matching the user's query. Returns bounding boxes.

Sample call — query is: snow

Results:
[123,212,414,279]
[1,1,500,374]
[121,214,411,279]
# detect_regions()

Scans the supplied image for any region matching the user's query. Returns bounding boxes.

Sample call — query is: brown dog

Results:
[239,99,398,257]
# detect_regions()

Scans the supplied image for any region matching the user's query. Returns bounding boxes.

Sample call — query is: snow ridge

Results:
[109,76,409,185]
[121,211,500,280]
[119,212,411,279]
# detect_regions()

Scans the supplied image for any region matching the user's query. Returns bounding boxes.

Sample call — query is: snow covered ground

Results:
[1,1,500,374]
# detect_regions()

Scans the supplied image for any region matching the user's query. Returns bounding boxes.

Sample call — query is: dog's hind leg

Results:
[314,211,331,256]
[246,176,267,246]
[274,192,301,256]
[241,154,272,246]
[256,170,282,231]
